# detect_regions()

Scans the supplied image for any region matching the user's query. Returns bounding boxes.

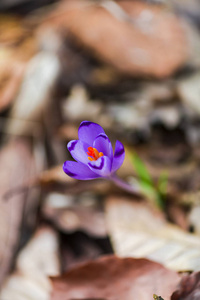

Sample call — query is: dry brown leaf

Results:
[0,54,25,112]
[0,138,38,285]
[0,15,37,111]
[0,13,36,62]
[0,14,29,46]
[0,226,60,300]
[40,0,188,78]
[6,51,60,135]
[105,196,200,272]
[50,255,180,300]
[171,272,200,300]
[39,164,74,185]
[0,62,26,112]
[39,164,113,196]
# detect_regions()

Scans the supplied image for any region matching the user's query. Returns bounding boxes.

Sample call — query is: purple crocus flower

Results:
[63,121,125,180]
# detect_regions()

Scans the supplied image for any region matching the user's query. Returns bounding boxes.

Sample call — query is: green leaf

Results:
[129,152,167,210]
[129,152,158,204]
[158,171,168,196]
[155,172,168,210]
[129,152,153,186]
[137,180,157,200]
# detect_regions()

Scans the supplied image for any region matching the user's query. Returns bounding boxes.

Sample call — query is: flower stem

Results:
[109,174,141,196]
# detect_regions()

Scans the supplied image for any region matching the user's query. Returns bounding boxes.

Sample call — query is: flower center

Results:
[87,147,104,161]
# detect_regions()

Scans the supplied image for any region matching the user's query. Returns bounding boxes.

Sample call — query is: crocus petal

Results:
[63,161,100,180]
[93,133,113,160]
[67,140,90,164]
[78,121,105,145]
[88,156,111,177]
[111,140,125,173]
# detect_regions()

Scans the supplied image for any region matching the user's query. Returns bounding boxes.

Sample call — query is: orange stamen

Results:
[87,147,104,161]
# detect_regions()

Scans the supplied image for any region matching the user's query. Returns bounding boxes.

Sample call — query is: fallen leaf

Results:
[0,14,29,46]
[0,226,60,300]
[0,138,38,285]
[171,272,200,300]
[0,15,37,112]
[41,0,188,78]
[0,62,26,112]
[50,255,180,300]
[39,164,74,186]
[39,164,113,196]
[105,196,200,272]
[6,51,60,135]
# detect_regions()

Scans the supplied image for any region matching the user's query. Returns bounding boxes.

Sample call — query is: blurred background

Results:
[1,0,200,298]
